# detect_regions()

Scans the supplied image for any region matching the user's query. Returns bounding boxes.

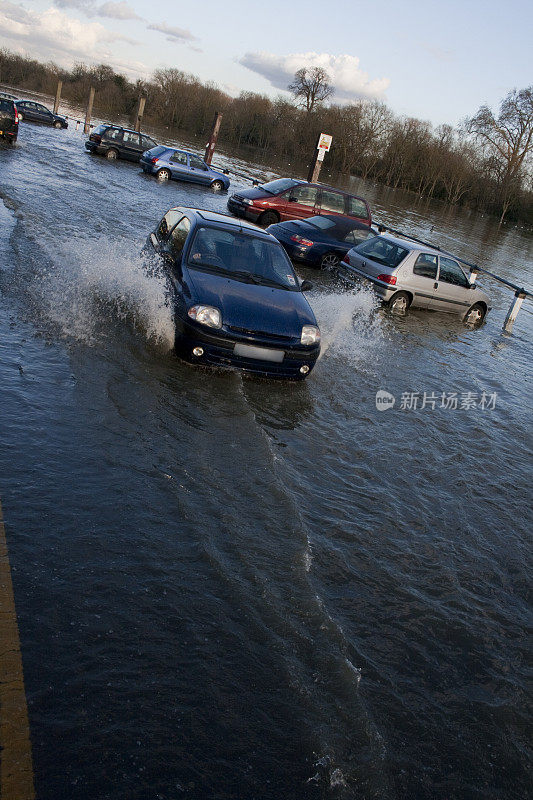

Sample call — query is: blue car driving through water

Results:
[140,146,230,191]
[147,207,320,379]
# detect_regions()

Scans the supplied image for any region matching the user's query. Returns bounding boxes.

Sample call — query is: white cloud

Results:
[97,1,140,19]
[146,21,197,44]
[0,1,138,66]
[239,51,390,103]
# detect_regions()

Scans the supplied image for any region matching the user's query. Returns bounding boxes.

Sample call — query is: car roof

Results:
[172,207,276,240]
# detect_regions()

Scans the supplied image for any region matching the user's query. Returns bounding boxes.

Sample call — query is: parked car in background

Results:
[16,100,67,128]
[0,98,19,144]
[140,146,230,191]
[0,91,18,101]
[227,178,372,227]
[85,124,157,161]
[267,214,376,270]
[147,206,320,379]
[337,233,491,324]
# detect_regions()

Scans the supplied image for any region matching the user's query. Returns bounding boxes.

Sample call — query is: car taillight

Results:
[150,157,159,164]
[377,274,397,285]
[290,235,314,247]
[343,255,350,266]
[14,109,19,123]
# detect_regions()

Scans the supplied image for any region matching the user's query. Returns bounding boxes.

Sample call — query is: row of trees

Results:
[1,48,531,225]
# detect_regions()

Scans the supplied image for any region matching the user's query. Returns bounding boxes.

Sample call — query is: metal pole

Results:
[134,95,146,132]
[307,134,323,183]
[203,112,222,165]
[83,87,95,134]
[503,290,526,333]
[53,80,62,115]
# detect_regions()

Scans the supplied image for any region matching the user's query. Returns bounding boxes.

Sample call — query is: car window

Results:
[190,155,208,170]
[287,185,318,207]
[93,124,107,135]
[36,105,50,113]
[141,136,156,149]
[354,237,409,269]
[439,257,469,287]
[260,178,300,194]
[320,190,345,214]
[344,228,376,245]
[188,227,298,289]
[0,99,14,113]
[122,131,141,146]
[106,128,122,140]
[413,253,438,279]
[157,209,184,240]
[347,196,369,219]
[169,217,191,258]
[170,152,188,165]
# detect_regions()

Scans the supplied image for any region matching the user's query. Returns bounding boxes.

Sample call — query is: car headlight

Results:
[188,305,222,329]
[301,325,320,345]
[242,198,253,206]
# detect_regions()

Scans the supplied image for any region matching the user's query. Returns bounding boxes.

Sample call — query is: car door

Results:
[281,184,319,221]
[20,102,37,122]
[409,252,439,309]
[35,104,53,124]
[160,217,191,303]
[121,130,142,160]
[318,188,347,219]
[188,155,212,185]
[433,257,472,313]
[169,151,190,182]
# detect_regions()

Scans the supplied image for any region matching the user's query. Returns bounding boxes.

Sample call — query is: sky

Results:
[0,0,531,128]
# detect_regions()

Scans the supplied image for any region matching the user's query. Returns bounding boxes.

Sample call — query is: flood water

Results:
[0,111,532,800]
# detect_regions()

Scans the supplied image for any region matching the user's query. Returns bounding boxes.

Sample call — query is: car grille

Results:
[227,325,294,343]
[231,195,244,203]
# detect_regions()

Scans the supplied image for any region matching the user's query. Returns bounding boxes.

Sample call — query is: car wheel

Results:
[258,210,279,227]
[388,291,411,316]
[211,180,225,192]
[157,169,171,182]
[54,121,62,129]
[106,148,119,160]
[464,302,486,327]
[320,252,340,270]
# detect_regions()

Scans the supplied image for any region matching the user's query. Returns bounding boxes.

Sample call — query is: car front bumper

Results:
[226,197,262,222]
[174,317,320,380]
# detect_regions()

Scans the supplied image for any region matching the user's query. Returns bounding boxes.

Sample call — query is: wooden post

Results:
[53,80,62,115]
[134,95,146,132]
[308,133,331,183]
[503,290,526,333]
[204,112,222,165]
[83,86,95,134]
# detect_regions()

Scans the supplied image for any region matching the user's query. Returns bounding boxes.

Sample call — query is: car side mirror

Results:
[300,279,313,292]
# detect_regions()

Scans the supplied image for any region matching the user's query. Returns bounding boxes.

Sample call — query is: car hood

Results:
[230,186,270,201]
[185,269,316,336]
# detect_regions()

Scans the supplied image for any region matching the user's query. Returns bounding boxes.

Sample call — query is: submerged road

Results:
[0,120,532,799]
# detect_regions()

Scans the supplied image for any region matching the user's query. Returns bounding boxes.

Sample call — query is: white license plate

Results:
[234,343,284,362]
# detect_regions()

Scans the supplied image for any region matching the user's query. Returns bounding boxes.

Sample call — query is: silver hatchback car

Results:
[337,234,491,325]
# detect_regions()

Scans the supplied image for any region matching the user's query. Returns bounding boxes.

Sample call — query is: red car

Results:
[227,178,372,227]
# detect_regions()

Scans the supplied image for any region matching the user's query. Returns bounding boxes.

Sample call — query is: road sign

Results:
[317,133,332,151]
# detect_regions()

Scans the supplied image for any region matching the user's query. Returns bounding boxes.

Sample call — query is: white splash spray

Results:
[35,235,175,350]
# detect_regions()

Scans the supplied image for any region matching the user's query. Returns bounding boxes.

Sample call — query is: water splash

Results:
[311,286,385,367]
[35,235,175,350]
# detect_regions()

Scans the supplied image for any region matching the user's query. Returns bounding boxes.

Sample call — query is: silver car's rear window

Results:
[354,238,409,269]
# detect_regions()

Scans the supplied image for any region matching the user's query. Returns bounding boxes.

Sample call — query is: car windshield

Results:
[259,178,299,195]
[148,145,168,156]
[188,227,299,290]
[353,237,409,269]
[93,124,108,135]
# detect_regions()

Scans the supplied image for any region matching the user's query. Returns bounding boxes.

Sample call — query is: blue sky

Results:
[1,0,531,127]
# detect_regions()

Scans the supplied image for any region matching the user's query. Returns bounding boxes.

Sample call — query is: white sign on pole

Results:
[317,133,332,151]
[317,148,325,161]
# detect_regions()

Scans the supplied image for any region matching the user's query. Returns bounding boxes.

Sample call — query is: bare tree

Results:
[288,67,334,113]
[465,87,533,223]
